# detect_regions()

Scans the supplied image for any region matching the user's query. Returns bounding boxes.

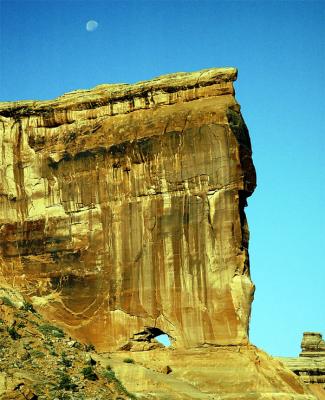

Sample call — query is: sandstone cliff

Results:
[0,68,319,399]
[0,68,255,351]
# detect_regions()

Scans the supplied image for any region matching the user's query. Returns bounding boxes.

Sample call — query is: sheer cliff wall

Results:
[0,68,256,351]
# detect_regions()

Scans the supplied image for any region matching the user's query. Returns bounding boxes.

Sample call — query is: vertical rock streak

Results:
[0,68,256,350]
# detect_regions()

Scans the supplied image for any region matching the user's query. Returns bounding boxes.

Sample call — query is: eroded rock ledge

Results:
[0,67,256,351]
[278,332,325,399]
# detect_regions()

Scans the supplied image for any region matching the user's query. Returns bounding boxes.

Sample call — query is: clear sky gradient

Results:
[0,0,324,357]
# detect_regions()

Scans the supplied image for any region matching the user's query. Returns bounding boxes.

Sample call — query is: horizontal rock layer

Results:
[0,67,256,351]
[301,332,325,358]
[278,332,325,399]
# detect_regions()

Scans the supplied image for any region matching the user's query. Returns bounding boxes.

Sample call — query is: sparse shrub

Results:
[81,366,98,381]
[57,394,72,400]
[44,338,53,346]
[7,326,21,340]
[38,323,65,338]
[60,351,72,367]
[21,300,36,313]
[30,349,45,358]
[17,321,26,329]
[102,368,116,383]
[14,311,26,319]
[84,343,95,352]
[23,343,32,350]
[57,371,78,391]
[123,357,135,364]
[85,353,96,366]
[1,296,16,308]
[72,340,83,350]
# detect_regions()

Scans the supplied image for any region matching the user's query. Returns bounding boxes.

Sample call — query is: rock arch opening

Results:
[155,334,171,347]
[133,327,173,347]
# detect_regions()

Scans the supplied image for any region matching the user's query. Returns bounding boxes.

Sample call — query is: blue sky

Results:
[1,0,324,357]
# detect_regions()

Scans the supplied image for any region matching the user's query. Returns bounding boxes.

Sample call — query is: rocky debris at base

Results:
[0,287,136,400]
[0,278,320,400]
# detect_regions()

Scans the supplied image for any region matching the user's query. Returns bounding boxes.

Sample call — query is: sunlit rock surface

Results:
[98,346,318,400]
[0,68,319,399]
[0,68,256,350]
[300,332,325,358]
[278,332,325,400]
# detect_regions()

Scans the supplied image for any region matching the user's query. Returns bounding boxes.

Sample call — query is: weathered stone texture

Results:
[278,332,325,399]
[0,68,256,351]
[0,68,321,399]
[107,346,318,399]
[301,332,325,358]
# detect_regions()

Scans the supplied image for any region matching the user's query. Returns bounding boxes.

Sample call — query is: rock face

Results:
[278,332,325,400]
[301,332,325,358]
[0,68,320,400]
[105,346,318,400]
[0,68,256,351]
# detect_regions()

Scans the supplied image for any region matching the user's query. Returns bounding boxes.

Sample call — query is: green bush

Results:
[57,372,78,391]
[84,343,95,352]
[49,349,58,356]
[38,323,65,338]
[21,300,36,313]
[60,351,72,368]
[123,357,135,364]
[1,296,16,308]
[57,393,71,400]
[7,326,21,340]
[102,368,116,383]
[71,340,83,350]
[81,366,98,381]
[30,350,45,358]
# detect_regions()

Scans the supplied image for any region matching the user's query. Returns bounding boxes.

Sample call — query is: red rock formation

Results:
[0,68,320,399]
[0,68,256,351]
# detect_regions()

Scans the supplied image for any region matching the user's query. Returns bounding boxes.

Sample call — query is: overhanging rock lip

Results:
[0,66,237,115]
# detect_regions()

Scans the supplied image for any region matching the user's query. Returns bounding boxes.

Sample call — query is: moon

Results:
[86,20,98,32]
